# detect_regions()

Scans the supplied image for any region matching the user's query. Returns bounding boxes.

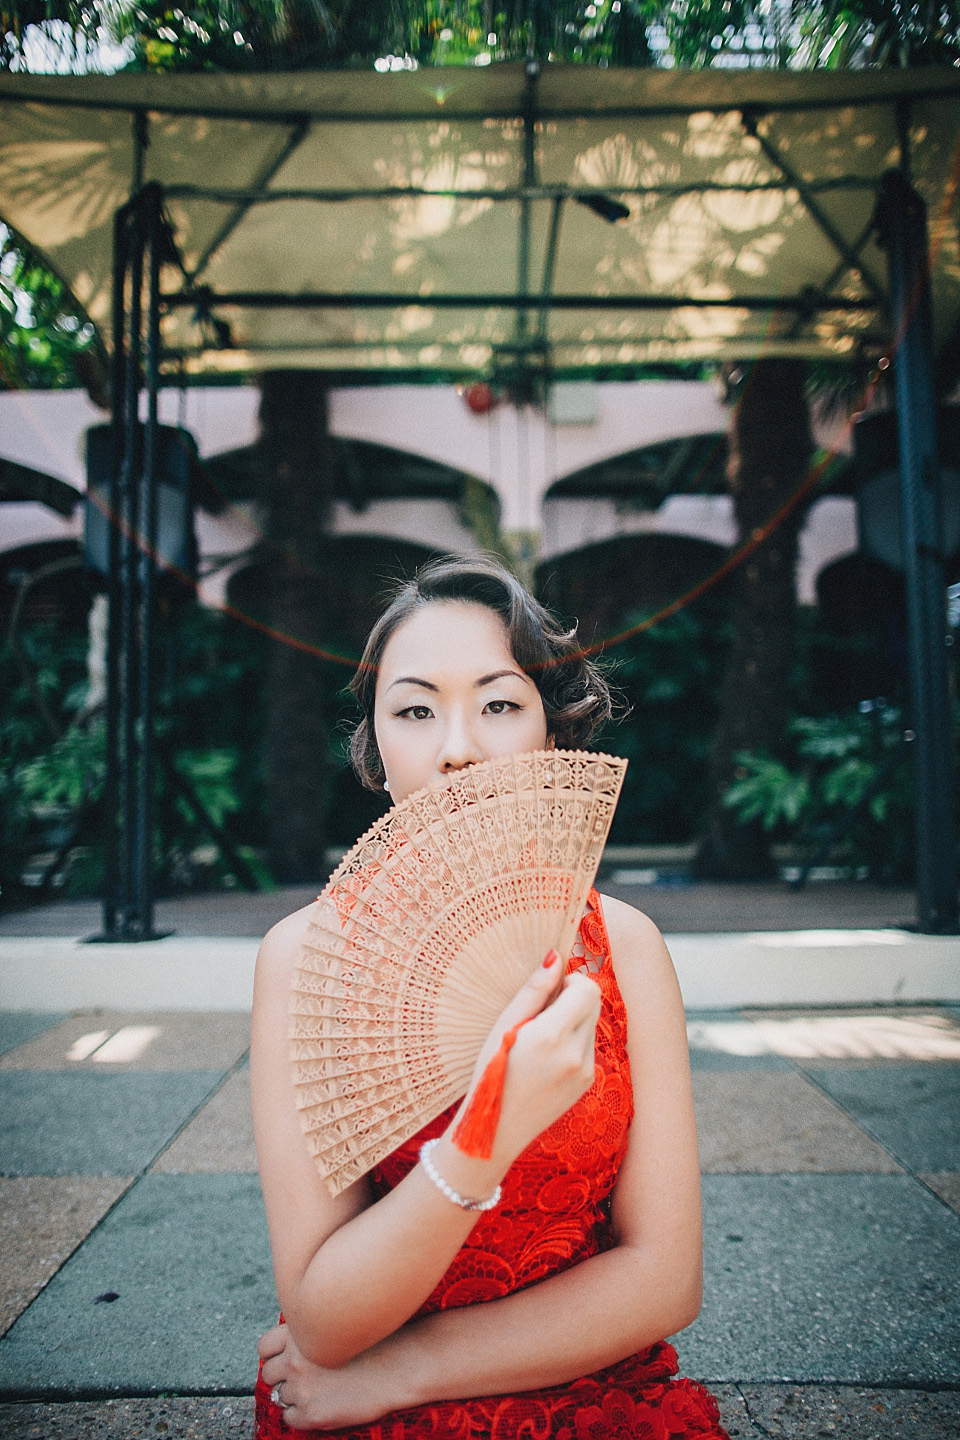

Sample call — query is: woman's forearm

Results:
[275,963,604,1368]
[282,1134,511,1366]
[382,1240,701,1410]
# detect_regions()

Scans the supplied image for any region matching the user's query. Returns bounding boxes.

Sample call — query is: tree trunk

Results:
[695,359,814,880]
[258,371,333,884]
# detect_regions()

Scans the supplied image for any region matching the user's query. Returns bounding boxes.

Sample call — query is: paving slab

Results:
[150,1069,256,1174]
[709,1384,765,1439]
[692,1072,902,1173]
[688,1049,793,1072]
[0,1012,68,1060]
[807,1063,960,1172]
[0,1177,132,1336]
[687,1013,791,1070]
[681,1174,960,1384]
[921,1172,960,1215]
[1,1385,959,1440]
[0,1072,224,1175]
[0,1396,256,1437]
[4,931,959,1013]
[0,937,259,1012]
[0,887,319,938]
[0,1173,276,1398]
[0,1012,250,1071]
[733,1384,960,1438]
[692,1008,960,1063]
[666,930,960,1008]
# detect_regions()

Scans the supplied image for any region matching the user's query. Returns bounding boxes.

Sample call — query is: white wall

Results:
[0,381,857,602]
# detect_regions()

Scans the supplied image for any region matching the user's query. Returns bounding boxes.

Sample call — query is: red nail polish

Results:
[542,949,559,968]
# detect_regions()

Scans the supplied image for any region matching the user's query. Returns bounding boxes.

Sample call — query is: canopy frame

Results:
[1,63,956,934]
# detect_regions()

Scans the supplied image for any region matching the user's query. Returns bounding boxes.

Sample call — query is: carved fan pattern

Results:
[290,748,627,1195]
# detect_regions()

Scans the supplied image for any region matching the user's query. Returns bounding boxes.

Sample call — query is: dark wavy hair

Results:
[348,555,614,790]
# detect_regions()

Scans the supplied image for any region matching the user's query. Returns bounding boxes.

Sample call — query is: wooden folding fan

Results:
[290,748,627,1195]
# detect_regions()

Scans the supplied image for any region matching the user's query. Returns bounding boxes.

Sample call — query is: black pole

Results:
[101,205,129,940]
[93,189,170,941]
[133,190,162,935]
[874,169,959,933]
[120,206,143,933]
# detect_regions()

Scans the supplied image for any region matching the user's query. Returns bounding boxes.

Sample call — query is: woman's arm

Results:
[251,904,601,1369]
[257,896,703,1431]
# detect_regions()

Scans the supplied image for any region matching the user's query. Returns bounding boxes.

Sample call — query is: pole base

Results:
[83,928,174,944]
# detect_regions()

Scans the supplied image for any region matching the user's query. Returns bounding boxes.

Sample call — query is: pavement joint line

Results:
[784,1053,943,1185]
[145,1046,251,1174]
[0,1177,136,1343]
[722,1378,960,1393]
[729,1002,960,1190]
[737,1385,773,1439]
[0,1048,252,1340]
[0,1385,262,1404]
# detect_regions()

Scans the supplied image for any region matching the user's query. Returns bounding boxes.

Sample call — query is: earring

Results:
[383,781,390,793]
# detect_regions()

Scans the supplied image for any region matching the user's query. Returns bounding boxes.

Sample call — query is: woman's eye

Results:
[484,699,518,715]
[399,704,432,720]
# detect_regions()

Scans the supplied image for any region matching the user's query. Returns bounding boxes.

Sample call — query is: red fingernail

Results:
[542,949,559,968]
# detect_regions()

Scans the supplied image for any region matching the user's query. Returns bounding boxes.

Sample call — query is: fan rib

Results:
[290,749,626,1196]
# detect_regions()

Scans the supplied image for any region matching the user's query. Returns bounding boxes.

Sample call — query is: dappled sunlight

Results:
[66,1030,111,1062]
[688,1013,960,1061]
[66,1025,161,1064]
[683,110,748,164]
[750,930,908,947]
[0,68,955,372]
[0,138,126,244]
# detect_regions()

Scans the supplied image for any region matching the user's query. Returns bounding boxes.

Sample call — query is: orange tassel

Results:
[452,1020,528,1159]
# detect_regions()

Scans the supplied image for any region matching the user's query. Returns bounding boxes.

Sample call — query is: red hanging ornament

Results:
[463,382,496,414]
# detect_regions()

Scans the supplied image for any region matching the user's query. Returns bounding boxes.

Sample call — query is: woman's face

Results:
[374,601,550,803]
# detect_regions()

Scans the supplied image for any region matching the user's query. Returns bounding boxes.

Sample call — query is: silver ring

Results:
[270,1384,286,1408]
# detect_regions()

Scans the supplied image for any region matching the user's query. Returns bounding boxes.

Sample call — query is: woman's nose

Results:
[436,715,482,772]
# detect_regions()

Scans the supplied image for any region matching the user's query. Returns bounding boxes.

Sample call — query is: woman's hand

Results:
[490,953,602,1158]
[258,1323,414,1432]
[437,952,602,1195]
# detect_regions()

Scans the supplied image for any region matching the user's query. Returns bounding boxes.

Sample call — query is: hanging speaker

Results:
[84,424,198,591]
[853,407,960,572]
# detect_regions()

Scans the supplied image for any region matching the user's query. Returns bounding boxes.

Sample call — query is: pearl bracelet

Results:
[419,1137,501,1212]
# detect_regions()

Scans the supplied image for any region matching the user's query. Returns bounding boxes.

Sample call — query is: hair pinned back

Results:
[348,555,614,790]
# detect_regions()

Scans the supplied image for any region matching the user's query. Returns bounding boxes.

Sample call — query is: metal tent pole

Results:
[100,203,129,940]
[95,187,170,941]
[132,188,163,935]
[119,201,144,935]
[874,169,959,933]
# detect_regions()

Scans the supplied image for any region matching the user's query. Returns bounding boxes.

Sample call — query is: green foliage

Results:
[170,747,242,829]
[13,0,954,77]
[722,703,921,877]
[0,225,103,390]
[632,1,960,69]
[0,601,276,902]
[0,618,90,897]
[106,1,657,71]
[15,719,105,810]
[594,604,731,844]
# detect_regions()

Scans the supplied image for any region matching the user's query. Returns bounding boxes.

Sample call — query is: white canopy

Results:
[0,63,958,378]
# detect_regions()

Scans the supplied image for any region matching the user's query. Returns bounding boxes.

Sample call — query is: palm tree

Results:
[257,371,335,883]
[694,360,814,879]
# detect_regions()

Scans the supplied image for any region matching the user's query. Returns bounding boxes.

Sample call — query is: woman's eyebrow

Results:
[386,676,439,692]
[476,669,530,688]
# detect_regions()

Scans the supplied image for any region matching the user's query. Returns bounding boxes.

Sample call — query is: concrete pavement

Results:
[1,880,959,1436]
[0,1002,958,1436]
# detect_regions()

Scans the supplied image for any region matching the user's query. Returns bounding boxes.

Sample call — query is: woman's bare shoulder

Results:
[595,891,681,1010]
[596,891,668,960]
[255,900,321,990]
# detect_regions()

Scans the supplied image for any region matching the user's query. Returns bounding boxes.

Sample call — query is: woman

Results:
[252,556,728,1438]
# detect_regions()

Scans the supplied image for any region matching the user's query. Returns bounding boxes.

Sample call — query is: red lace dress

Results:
[255,892,728,1439]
